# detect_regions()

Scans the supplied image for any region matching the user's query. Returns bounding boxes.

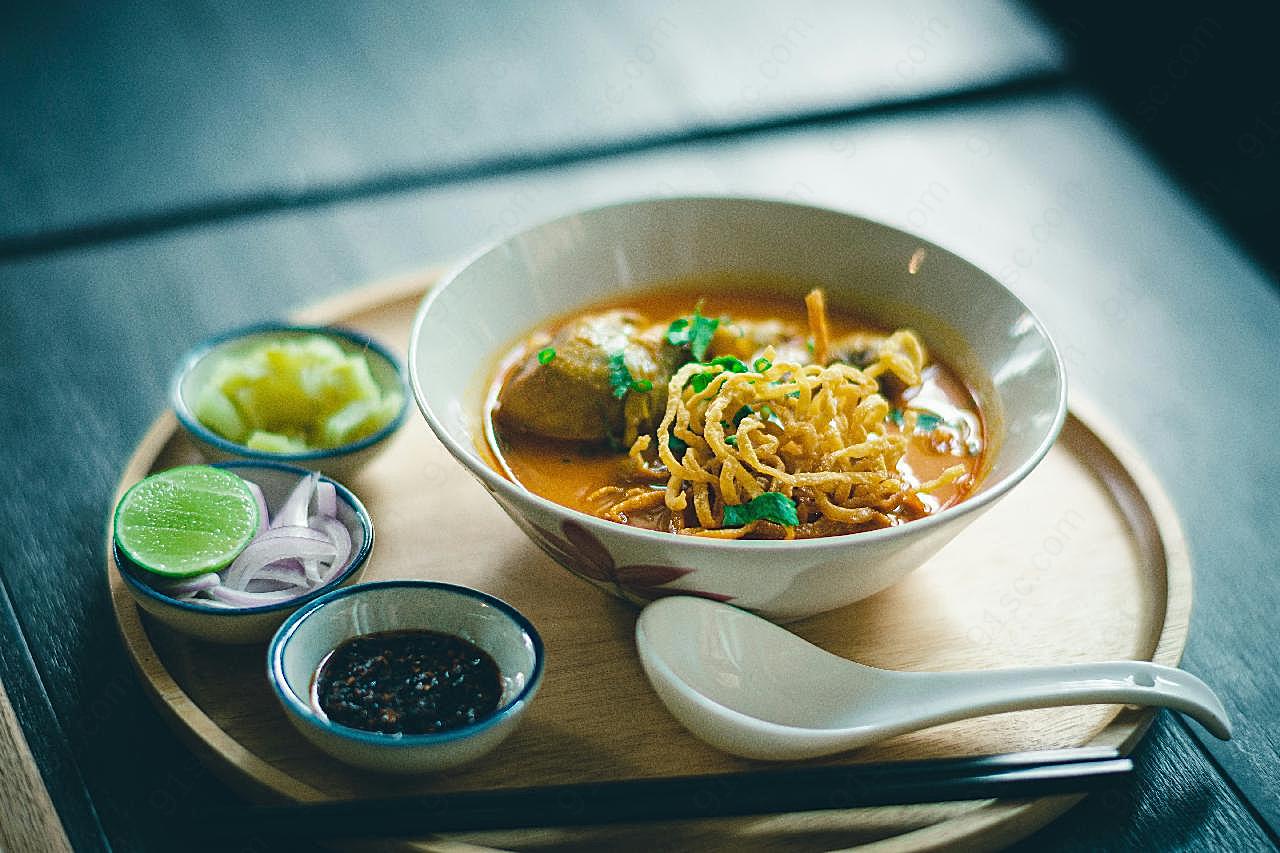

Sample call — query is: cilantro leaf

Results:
[665,317,690,345]
[608,352,631,399]
[608,352,656,398]
[722,492,799,527]
[710,355,748,373]
[687,372,715,394]
[667,304,720,362]
[915,411,943,432]
[537,347,556,365]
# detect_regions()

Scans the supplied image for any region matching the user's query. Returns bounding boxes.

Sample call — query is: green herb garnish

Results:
[888,408,904,428]
[915,411,943,432]
[537,347,557,365]
[687,372,715,394]
[668,435,689,456]
[709,355,748,374]
[760,405,783,427]
[666,303,720,362]
[608,352,632,399]
[724,435,737,446]
[753,357,772,372]
[608,352,654,398]
[732,405,753,427]
[722,492,799,528]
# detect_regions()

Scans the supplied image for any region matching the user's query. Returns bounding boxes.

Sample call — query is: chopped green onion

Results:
[537,347,556,365]
[668,435,689,456]
[760,405,783,427]
[732,405,753,426]
[753,357,772,372]
[888,408,904,428]
[724,435,737,446]
[722,492,799,528]
[632,378,653,393]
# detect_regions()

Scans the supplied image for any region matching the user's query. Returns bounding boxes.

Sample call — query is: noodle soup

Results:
[485,283,985,540]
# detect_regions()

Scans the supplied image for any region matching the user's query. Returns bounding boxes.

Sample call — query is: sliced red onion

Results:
[223,529,336,590]
[245,480,269,537]
[314,480,337,520]
[251,559,309,585]
[250,525,332,545]
[245,578,299,593]
[183,595,234,608]
[155,472,359,610]
[204,586,298,607]
[273,473,317,529]
[158,573,221,596]
[309,515,352,581]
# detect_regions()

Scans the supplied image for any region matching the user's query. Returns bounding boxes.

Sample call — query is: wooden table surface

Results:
[1,3,1276,851]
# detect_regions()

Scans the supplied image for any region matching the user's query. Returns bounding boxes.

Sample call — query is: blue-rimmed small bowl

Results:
[171,322,409,479]
[112,461,374,644]
[267,580,544,774]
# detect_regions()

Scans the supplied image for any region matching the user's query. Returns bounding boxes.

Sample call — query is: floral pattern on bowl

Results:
[527,519,733,605]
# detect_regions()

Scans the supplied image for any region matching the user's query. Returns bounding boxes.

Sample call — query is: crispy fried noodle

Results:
[605,317,967,538]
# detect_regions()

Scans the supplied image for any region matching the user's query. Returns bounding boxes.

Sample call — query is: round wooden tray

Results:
[107,272,1189,852]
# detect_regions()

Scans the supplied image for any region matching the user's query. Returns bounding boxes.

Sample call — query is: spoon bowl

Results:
[636,596,1231,761]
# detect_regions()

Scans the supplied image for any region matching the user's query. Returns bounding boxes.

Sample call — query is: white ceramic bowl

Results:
[171,322,409,480]
[267,581,544,774]
[113,461,374,644]
[408,196,1067,621]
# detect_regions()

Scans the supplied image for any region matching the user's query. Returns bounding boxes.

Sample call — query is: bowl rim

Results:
[408,194,1069,553]
[266,579,546,747]
[113,460,374,616]
[170,321,410,463]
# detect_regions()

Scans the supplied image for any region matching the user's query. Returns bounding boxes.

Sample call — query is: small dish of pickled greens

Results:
[172,324,408,477]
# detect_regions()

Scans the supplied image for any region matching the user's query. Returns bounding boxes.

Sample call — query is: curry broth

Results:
[485,285,985,535]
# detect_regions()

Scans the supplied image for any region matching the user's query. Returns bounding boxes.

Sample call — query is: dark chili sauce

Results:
[312,630,502,735]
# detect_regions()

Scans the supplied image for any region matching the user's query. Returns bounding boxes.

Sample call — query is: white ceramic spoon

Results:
[635,596,1231,761]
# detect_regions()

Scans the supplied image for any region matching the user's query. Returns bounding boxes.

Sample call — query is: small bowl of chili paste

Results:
[267,580,544,774]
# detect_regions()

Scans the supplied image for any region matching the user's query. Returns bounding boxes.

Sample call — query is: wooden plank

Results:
[1009,715,1277,852]
[0,580,104,852]
[0,0,1062,243]
[1,90,1277,848]
[0,679,72,853]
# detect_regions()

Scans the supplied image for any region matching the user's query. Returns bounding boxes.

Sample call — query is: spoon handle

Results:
[892,661,1231,739]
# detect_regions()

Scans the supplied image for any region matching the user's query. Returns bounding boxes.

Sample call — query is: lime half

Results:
[114,465,259,578]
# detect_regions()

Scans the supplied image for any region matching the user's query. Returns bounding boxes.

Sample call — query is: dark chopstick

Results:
[185,747,1130,840]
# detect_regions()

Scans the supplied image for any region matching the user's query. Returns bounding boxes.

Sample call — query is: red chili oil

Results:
[312,630,502,735]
